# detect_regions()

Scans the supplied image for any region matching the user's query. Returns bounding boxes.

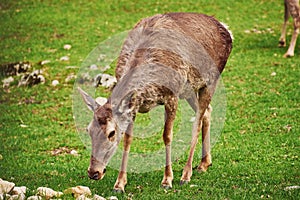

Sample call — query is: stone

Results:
[0,179,15,194]
[76,194,91,200]
[36,187,63,199]
[52,80,59,86]
[94,73,117,88]
[95,97,108,106]
[27,195,42,200]
[93,194,106,200]
[10,186,26,195]
[2,76,14,88]
[63,44,72,50]
[64,186,91,198]
[60,56,70,61]
[18,70,45,87]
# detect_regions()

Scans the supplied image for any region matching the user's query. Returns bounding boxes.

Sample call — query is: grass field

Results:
[0,0,299,199]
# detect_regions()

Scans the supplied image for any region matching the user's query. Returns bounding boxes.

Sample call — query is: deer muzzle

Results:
[88,155,106,180]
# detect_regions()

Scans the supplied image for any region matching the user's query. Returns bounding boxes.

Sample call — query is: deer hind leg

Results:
[113,123,133,193]
[197,104,212,172]
[284,2,300,57]
[161,96,178,189]
[279,1,290,47]
[180,87,212,185]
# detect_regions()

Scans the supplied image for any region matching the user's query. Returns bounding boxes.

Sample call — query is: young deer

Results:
[279,0,300,57]
[79,12,232,192]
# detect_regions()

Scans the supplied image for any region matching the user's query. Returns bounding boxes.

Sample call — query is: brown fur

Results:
[82,12,233,192]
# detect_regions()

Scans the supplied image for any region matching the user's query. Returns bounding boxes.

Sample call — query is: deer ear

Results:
[117,91,137,114]
[78,87,99,112]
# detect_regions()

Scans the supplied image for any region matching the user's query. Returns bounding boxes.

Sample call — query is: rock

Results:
[284,185,300,190]
[52,80,59,86]
[0,62,31,77]
[2,76,14,88]
[108,196,118,200]
[64,186,91,198]
[70,150,79,156]
[65,73,76,83]
[0,179,15,194]
[27,195,42,200]
[36,187,63,199]
[76,194,91,200]
[40,60,51,65]
[60,56,70,61]
[63,44,72,50]
[0,194,10,200]
[90,64,98,70]
[18,70,45,87]
[95,97,107,106]
[93,194,106,200]
[94,73,117,88]
[8,193,26,200]
[10,186,26,195]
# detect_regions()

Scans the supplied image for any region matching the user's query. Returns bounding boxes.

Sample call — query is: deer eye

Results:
[108,130,115,139]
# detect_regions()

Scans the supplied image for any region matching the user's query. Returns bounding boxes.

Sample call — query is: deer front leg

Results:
[161,97,177,189]
[279,1,289,47]
[197,105,212,172]
[114,123,133,193]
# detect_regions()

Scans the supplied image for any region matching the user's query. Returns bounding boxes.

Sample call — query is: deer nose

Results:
[88,168,106,180]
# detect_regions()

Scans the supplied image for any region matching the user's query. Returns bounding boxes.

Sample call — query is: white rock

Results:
[65,73,76,83]
[10,186,26,195]
[2,76,14,88]
[60,56,70,61]
[64,186,91,198]
[52,80,59,86]
[36,187,63,199]
[76,194,91,200]
[90,64,98,70]
[93,194,106,200]
[109,196,118,200]
[284,185,300,190]
[0,179,15,194]
[27,195,42,200]
[40,60,51,65]
[101,74,117,88]
[0,194,10,200]
[95,74,117,88]
[8,193,26,200]
[95,97,108,106]
[63,44,72,50]
[37,75,45,84]
[70,150,79,156]
[271,72,276,76]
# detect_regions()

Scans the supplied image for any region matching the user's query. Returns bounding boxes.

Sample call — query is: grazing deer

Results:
[278,0,300,57]
[79,12,232,192]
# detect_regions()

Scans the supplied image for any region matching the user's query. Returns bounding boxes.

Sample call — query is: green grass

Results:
[0,0,299,199]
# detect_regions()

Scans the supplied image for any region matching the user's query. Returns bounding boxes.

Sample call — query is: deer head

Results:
[78,87,136,180]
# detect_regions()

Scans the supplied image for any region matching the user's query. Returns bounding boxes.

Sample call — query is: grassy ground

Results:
[0,0,299,199]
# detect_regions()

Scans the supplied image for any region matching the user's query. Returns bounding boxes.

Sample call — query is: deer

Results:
[278,0,300,57]
[78,12,233,192]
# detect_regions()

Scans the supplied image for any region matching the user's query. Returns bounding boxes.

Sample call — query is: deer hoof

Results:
[283,53,294,58]
[161,184,172,190]
[179,180,190,186]
[113,187,124,193]
[278,40,286,47]
[197,163,212,173]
